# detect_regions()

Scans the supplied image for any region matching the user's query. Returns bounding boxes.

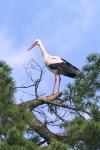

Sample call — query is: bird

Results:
[27,39,79,95]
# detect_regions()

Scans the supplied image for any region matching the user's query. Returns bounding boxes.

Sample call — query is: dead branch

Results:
[16,61,89,144]
[16,60,45,98]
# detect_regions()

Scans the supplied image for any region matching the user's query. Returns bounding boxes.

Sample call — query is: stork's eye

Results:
[36,41,38,44]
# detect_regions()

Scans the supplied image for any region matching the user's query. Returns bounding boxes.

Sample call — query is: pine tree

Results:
[0,61,39,150]
[0,53,100,150]
[61,53,100,149]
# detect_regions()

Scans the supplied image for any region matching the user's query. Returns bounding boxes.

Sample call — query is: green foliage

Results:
[46,140,67,150]
[0,53,100,150]
[0,61,16,135]
[41,140,67,150]
[29,135,41,144]
[0,61,40,150]
[0,61,15,104]
[62,53,100,149]
[0,140,38,150]
[64,53,100,115]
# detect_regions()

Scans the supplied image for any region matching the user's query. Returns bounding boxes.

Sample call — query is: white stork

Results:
[27,39,79,95]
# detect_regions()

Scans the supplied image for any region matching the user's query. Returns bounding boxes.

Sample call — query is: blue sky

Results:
[0,0,100,102]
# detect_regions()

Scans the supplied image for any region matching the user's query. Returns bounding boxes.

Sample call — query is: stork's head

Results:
[27,39,41,51]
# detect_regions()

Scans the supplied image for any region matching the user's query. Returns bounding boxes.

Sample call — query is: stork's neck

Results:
[38,41,49,59]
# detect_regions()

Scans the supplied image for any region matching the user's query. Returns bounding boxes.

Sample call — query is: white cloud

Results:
[7,49,31,66]
[49,0,95,52]
[0,27,36,101]
[0,0,96,66]
[30,0,95,55]
[0,0,97,101]
[0,27,32,67]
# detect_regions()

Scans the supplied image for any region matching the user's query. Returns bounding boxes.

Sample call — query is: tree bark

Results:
[19,92,70,143]
[29,112,68,144]
[20,92,62,110]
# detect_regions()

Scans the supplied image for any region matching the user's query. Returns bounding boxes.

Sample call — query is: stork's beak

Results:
[27,41,37,51]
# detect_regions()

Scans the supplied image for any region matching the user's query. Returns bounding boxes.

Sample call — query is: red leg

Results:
[52,74,57,95]
[58,75,61,93]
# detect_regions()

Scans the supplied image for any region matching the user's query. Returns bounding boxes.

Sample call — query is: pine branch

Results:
[20,92,62,110]
[28,112,68,144]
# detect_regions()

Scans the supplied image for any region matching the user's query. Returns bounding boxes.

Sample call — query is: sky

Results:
[0,0,100,102]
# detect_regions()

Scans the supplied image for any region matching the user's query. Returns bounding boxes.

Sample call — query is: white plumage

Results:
[27,39,79,95]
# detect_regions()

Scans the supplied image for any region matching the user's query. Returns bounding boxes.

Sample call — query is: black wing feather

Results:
[48,58,79,78]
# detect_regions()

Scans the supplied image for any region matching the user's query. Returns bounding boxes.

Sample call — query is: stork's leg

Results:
[52,74,57,95]
[58,75,61,93]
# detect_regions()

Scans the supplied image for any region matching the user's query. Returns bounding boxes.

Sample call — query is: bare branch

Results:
[16,84,35,89]
[47,104,66,123]
[16,60,45,98]
[45,101,91,116]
